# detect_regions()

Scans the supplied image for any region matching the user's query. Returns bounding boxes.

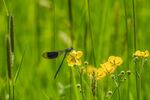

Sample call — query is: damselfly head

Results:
[65,47,73,52]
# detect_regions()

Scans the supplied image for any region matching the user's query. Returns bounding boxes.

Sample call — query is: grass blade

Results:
[14,47,27,83]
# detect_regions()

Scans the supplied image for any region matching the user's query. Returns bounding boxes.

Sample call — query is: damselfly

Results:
[42,47,73,79]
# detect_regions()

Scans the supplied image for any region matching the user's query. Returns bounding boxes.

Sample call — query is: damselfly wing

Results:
[42,47,73,79]
[42,51,63,59]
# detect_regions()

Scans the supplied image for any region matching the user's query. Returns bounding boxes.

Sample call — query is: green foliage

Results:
[0,0,150,100]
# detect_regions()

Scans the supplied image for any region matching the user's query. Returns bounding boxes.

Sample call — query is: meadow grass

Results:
[0,0,150,100]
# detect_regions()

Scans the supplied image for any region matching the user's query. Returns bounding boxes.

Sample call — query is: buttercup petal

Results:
[76,51,83,58]
[96,68,106,80]
[144,50,149,58]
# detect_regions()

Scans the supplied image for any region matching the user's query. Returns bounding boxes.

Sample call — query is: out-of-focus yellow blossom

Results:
[108,56,123,66]
[86,65,107,80]
[134,50,149,58]
[67,50,83,67]
[100,62,116,74]
[86,65,96,77]
[95,68,106,80]
[99,56,123,75]
[85,56,123,81]
[144,50,149,58]
[134,50,143,57]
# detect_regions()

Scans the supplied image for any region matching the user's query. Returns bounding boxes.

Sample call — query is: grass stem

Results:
[123,0,130,99]
[6,15,15,100]
[131,0,139,99]
[132,0,137,51]
[86,0,96,66]
[68,0,74,46]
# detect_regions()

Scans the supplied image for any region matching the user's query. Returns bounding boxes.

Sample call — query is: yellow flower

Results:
[108,56,123,66]
[67,50,83,67]
[86,66,106,80]
[95,68,106,80]
[86,65,96,77]
[134,50,143,57]
[134,50,149,58]
[144,50,149,58]
[100,62,116,74]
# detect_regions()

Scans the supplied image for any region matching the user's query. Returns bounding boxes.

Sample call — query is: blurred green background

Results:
[0,0,150,100]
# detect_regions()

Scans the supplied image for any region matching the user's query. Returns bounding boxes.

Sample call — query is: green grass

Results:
[0,0,150,100]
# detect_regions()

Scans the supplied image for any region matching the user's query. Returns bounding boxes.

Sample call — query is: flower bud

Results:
[76,84,81,88]
[120,71,125,75]
[111,74,115,80]
[84,61,89,66]
[126,70,131,75]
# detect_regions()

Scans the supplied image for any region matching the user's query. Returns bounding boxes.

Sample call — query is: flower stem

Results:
[117,88,120,100]
[135,58,145,100]
[110,83,121,100]
[110,84,120,100]
[135,62,140,100]
[71,67,80,100]
[70,68,72,100]
[140,58,145,75]
[91,78,96,100]
[80,73,85,100]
